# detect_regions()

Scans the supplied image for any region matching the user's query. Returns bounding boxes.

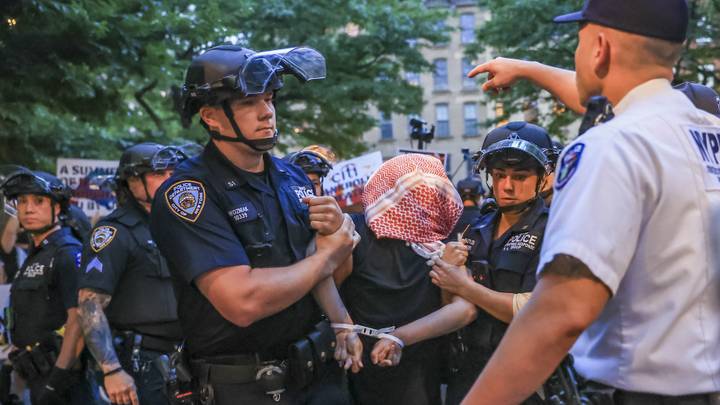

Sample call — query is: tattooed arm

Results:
[461,254,612,405]
[78,288,139,405]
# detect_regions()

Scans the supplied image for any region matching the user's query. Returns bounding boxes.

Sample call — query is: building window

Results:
[405,71,420,86]
[464,102,478,136]
[435,104,450,137]
[379,112,393,140]
[460,13,475,44]
[462,58,476,89]
[434,20,448,46]
[433,58,448,91]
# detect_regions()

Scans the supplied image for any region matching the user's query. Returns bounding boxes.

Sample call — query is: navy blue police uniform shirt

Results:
[464,197,548,353]
[78,201,182,339]
[150,142,319,359]
[10,227,82,347]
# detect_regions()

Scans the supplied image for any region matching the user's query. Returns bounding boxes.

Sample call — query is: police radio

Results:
[578,96,615,137]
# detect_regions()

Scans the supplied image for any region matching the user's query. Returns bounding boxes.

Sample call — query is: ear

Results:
[199,105,224,131]
[592,31,611,78]
[53,201,61,217]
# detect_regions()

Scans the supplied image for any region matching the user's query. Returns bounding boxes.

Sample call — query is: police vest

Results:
[10,230,80,348]
[466,198,548,354]
[101,205,179,337]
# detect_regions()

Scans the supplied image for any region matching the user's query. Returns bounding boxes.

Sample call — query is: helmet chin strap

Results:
[490,172,546,214]
[202,100,278,152]
[26,203,60,236]
[139,176,153,205]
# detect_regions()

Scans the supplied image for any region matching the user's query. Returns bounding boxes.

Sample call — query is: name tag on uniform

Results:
[503,232,541,253]
[686,125,720,190]
[291,185,315,203]
[227,203,258,224]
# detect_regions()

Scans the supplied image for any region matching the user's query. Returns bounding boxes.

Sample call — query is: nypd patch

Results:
[166,180,206,222]
[555,143,585,190]
[91,226,117,253]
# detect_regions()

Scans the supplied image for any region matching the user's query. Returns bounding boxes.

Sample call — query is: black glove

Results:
[36,366,75,405]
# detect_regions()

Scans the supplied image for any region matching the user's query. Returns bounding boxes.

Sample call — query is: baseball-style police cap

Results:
[553,0,689,43]
[674,82,720,118]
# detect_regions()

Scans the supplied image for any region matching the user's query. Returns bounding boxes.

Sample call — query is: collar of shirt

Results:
[613,78,673,116]
[29,227,72,255]
[203,142,289,195]
[113,200,149,227]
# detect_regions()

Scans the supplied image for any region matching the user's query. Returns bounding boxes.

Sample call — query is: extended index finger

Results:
[468,61,492,78]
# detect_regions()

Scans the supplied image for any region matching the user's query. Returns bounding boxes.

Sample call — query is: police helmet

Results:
[285,151,333,178]
[116,143,186,181]
[180,45,327,151]
[674,82,720,118]
[546,140,564,171]
[474,121,553,174]
[457,177,485,200]
[1,169,71,208]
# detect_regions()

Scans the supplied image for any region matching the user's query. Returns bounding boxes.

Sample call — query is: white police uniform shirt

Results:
[539,79,720,395]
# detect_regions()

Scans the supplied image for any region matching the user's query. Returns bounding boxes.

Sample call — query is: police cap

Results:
[553,0,688,43]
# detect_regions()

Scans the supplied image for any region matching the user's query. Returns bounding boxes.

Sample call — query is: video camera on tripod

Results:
[409,118,435,150]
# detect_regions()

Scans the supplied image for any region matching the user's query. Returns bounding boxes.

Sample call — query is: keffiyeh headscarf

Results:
[362,154,463,258]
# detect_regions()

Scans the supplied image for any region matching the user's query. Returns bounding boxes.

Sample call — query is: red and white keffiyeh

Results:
[362,154,463,257]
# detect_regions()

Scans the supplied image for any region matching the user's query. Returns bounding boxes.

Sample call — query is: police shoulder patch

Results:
[91,226,117,253]
[555,142,585,190]
[165,180,206,223]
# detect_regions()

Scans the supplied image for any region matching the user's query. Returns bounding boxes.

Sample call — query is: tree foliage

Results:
[467,0,720,140]
[0,0,446,170]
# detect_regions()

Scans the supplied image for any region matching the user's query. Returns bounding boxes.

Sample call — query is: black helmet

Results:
[1,169,71,206]
[1,168,72,234]
[456,177,486,200]
[116,143,186,181]
[474,121,553,174]
[285,145,337,178]
[674,82,720,118]
[180,45,327,151]
[546,140,565,171]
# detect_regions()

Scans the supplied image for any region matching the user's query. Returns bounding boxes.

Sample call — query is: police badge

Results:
[91,226,117,253]
[166,180,206,222]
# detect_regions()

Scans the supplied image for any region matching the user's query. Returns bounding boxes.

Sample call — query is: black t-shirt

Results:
[342,214,442,359]
[150,143,319,359]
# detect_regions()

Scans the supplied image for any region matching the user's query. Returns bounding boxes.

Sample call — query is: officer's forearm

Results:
[522,62,584,114]
[312,277,352,324]
[459,282,515,323]
[78,289,122,373]
[461,262,610,404]
[1,216,18,254]
[198,250,342,327]
[55,309,84,369]
[393,296,477,347]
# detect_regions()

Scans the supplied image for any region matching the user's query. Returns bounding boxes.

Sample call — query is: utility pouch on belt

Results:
[288,320,335,389]
[28,344,53,376]
[470,260,491,287]
[9,349,40,381]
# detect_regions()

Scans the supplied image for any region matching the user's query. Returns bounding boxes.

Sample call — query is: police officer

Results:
[149,45,360,404]
[1,169,96,405]
[77,143,186,405]
[428,122,553,405]
[451,176,486,238]
[463,1,720,404]
[285,145,337,196]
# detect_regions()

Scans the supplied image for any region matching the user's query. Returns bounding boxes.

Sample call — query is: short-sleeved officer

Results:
[462,1,720,403]
[78,143,185,405]
[1,169,97,405]
[437,122,554,405]
[150,45,358,405]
